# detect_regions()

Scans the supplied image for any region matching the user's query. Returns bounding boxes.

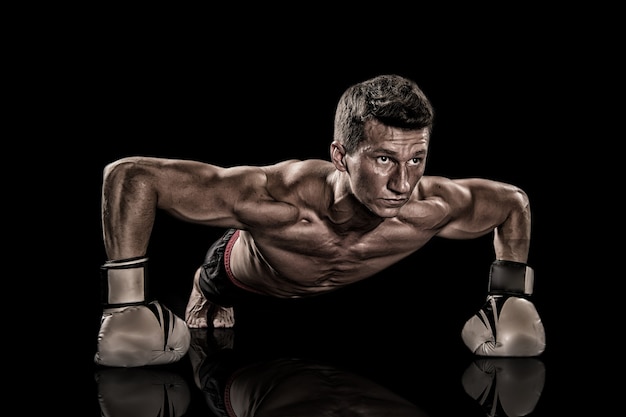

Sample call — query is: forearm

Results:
[101,157,158,261]
[493,187,531,263]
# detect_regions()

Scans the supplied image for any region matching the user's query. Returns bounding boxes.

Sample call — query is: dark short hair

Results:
[333,74,435,154]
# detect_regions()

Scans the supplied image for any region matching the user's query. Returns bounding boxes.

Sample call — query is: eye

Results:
[408,157,422,166]
[377,156,391,164]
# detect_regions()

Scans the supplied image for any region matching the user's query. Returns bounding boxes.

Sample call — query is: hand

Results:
[95,257,191,367]
[95,300,191,367]
[462,260,546,357]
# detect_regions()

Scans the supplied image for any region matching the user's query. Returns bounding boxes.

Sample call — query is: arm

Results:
[101,156,297,261]
[96,156,298,366]
[434,178,531,263]
[436,179,545,357]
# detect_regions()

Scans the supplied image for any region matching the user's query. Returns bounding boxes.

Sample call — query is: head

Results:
[331,74,435,217]
[333,74,434,154]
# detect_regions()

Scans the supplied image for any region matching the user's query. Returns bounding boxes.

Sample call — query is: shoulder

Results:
[400,176,474,228]
[261,159,335,205]
[262,159,334,188]
[417,176,471,203]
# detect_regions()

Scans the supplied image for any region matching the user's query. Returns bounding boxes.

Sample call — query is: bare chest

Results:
[235,219,435,295]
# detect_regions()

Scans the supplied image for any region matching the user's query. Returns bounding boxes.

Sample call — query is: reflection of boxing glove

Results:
[95,257,191,367]
[95,368,190,417]
[462,260,546,357]
[462,358,545,417]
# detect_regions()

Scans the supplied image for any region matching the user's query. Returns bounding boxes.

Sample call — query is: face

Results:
[335,120,429,218]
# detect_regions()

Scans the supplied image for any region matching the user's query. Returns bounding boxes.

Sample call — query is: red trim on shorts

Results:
[224,363,259,417]
[224,372,237,417]
[224,229,265,295]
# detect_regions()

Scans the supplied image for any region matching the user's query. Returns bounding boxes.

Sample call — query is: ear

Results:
[330,141,348,172]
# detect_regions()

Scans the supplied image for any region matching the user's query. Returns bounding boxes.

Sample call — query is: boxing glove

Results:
[462,260,546,357]
[95,367,190,417]
[95,256,191,367]
[462,358,545,417]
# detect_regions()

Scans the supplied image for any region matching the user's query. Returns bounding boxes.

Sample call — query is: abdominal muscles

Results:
[230,227,428,298]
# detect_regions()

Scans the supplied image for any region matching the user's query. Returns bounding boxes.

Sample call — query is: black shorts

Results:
[199,229,267,308]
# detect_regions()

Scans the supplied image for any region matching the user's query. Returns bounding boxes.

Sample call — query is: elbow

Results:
[507,185,531,226]
[102,157,154,194]
[513,186,530,213]
[103,156,140,180]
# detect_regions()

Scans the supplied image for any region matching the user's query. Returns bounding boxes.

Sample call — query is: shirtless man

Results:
[95,74,546,368]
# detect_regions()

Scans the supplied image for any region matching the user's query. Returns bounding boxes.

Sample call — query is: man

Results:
[95,74,545,367]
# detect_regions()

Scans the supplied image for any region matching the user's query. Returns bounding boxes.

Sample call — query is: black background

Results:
[43,13,610,415]
[81,40,569,341]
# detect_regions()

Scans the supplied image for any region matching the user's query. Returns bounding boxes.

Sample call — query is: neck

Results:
[328,173,383,234]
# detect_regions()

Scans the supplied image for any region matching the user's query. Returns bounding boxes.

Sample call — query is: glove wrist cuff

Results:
[100,256,148,307]
[488,260,534,295]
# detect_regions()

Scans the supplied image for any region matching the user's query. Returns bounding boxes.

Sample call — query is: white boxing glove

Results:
[95,257,191,367]
[462,260,546,357]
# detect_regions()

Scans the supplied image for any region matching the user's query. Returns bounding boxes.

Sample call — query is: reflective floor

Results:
[86,293,570,417]
[92,330,547,417]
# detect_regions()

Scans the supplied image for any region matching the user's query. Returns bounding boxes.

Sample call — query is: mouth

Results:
[380,198,407,208]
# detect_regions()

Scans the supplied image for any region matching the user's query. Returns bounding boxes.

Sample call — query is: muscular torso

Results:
[230,220,436,298]
[228,161,450,298]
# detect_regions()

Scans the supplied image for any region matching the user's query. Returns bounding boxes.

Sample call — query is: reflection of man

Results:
[95,74,545,367]
[189,329,431,417]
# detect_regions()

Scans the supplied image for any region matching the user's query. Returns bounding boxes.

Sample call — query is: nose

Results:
[387,165,411,194]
